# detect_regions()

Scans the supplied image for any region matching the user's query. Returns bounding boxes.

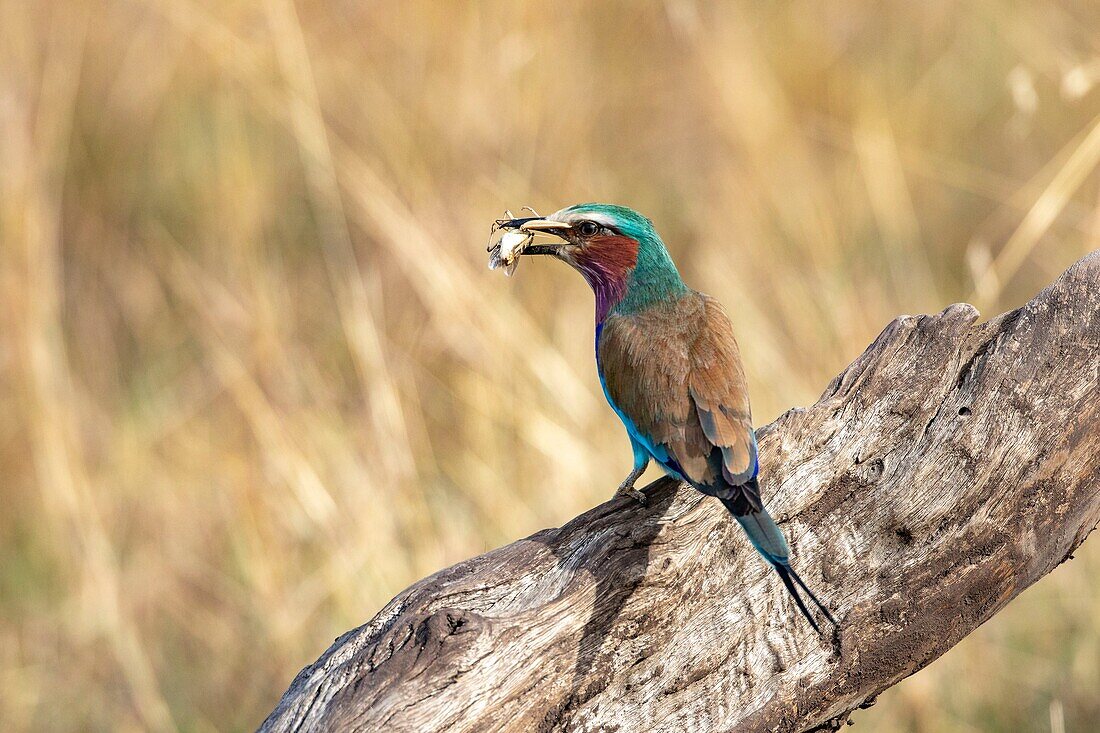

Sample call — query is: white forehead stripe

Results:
[550,209,620,228]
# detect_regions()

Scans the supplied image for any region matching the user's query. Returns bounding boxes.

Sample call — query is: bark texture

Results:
[261,253,1100,733]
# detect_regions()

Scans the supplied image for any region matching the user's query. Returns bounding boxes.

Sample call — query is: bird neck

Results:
[572,235,639,323]
[573,232,688,324]
[607,235,688,321]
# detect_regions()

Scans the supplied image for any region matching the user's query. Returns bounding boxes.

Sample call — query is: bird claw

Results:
[615,486,648,506]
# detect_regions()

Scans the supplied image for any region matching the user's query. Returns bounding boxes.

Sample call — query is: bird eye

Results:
[578,221,599,237]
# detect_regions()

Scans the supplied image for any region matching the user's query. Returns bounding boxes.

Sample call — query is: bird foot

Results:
[614,484,648,506]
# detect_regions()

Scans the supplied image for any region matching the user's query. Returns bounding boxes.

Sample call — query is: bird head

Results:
[500,203,686,322]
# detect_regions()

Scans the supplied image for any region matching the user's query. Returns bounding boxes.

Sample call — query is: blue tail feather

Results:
[721,499,835,632]
[732,508,790,565]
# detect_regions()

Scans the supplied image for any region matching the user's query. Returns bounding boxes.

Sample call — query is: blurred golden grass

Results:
[1,1,1098,730]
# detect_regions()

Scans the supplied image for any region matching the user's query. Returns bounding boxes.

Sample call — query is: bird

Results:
[495,202,835,632]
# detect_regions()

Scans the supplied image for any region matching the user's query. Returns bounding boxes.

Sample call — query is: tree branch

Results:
[261,253,1100,733]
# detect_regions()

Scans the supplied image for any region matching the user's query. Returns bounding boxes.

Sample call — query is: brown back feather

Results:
[598,291,759,494]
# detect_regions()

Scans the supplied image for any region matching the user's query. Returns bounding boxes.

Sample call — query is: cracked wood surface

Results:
[260,252,1100,733]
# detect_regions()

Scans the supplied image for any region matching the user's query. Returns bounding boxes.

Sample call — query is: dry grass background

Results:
[1,1,1099,731]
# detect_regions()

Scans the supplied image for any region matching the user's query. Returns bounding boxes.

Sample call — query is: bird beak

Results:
[498,217,570,233]
[518,219,569,233]
[498,217,571,255]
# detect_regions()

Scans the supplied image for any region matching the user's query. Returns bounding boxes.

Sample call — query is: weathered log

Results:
[261,253,1100,733]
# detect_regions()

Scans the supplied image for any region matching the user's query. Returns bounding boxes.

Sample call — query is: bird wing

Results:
[598,291,760,505]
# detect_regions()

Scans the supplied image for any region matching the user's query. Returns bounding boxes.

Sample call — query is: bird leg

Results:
[614,460,649,506]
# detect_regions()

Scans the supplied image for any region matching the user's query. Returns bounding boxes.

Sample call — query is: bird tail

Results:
[721,499,836,633]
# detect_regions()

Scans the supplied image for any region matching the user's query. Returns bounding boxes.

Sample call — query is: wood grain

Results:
[260,252,1100,733]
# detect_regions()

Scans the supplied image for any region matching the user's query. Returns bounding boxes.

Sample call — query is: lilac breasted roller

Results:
[496,203,835,632]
